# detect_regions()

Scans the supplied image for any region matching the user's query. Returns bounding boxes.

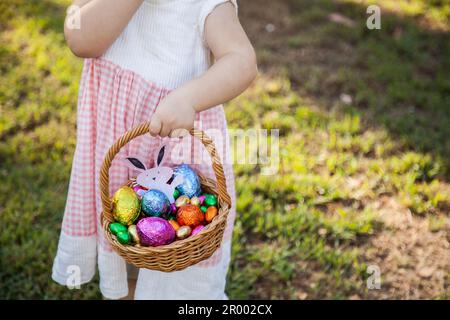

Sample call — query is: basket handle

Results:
[100,124,232,221]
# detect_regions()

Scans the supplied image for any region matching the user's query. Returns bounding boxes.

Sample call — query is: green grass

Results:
[1,0,449,299]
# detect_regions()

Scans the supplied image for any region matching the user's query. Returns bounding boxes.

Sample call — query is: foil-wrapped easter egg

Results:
[112,186,141,225]
[176,226,192,239]
[116,231,131,244]
[176,204,205,227]
[198,195,206,204]
[137,217,175,246]
[175,195,190,207]
[190,196,200,206]
[200,205,207,213]
[205,206,218,223]
[109,222,128,235]
[133,185,147,199]
[142,189,170,217]
[191,225,205,236]
[169,220,180,231]
[128,225,140,244]
[168,212,177,220]
[204,194,217,207]
[173,164,201,198]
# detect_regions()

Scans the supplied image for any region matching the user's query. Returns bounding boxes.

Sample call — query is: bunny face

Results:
[122,145,184,203]
[136,166,173,188]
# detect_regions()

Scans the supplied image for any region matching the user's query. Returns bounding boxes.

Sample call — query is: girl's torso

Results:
[102,0,235,90]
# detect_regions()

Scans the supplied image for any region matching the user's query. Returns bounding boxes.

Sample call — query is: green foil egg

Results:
[109,222,128,235]
[200,205,208,213]
[204,194,217,207]
[116,231,131,245]
[112,186,141,225]
[173,188,180,199]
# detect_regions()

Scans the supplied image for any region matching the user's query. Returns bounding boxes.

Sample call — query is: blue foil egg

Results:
[142,189,170,217]
[173,164,201,198]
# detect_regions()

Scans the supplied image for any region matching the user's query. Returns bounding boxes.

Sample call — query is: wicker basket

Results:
[99,124,232,272]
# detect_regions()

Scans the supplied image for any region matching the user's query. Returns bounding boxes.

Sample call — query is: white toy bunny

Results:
[123,145,183,203]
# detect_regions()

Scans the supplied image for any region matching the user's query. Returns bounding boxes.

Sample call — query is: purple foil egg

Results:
[136,217,175,246]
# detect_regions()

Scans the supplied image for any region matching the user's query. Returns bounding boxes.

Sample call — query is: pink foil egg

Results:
[136,217,175,246]
[191,225,205,236]
[198,195,206,204]
[133,185,147,199]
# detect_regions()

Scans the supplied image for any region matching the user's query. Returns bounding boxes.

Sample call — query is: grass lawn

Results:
[0,0,449,299]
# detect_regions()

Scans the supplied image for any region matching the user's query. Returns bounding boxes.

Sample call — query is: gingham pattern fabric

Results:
[53,58,236,297]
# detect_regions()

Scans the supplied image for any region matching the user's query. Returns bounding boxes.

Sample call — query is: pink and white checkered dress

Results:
[52,0,237,299]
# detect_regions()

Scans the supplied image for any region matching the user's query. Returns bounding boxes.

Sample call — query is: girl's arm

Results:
[149,2,257,137]
[184,2,257,113]
[65,0,143,58]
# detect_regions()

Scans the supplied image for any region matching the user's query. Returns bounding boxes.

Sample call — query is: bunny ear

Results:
[155,145,166,166]
[166,174,174,185]
[123,157,147,171]
[171,174,184,188]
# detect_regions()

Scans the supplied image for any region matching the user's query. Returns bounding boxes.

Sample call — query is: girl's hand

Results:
[151,3,257,117]
[149,1,257,138]
[149,88,196,138]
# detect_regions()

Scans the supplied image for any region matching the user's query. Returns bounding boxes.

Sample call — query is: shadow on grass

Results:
[240,0,450,177]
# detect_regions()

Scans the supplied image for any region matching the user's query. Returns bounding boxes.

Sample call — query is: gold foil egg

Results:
[112,186,141,225]
[176,226,192,239]
[175,195,190,207]
[190,196,201,206]
[128,224,140,244]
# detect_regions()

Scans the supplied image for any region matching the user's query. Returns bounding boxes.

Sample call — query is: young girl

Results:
[51,0,256,299]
